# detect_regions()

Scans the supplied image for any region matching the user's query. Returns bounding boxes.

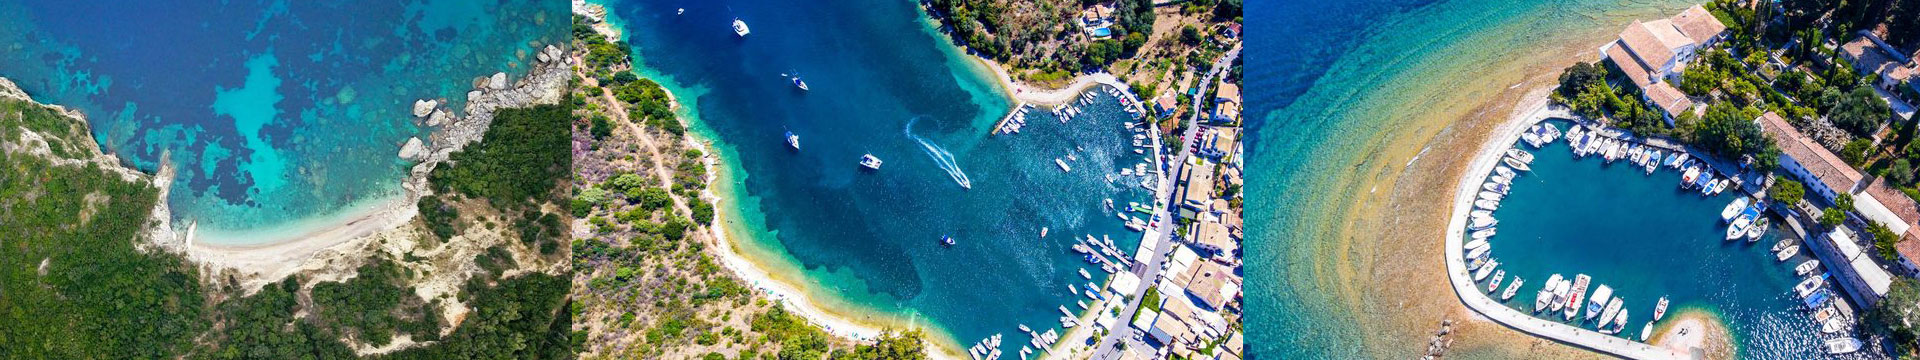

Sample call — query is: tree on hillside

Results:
[1555,62,1608,99]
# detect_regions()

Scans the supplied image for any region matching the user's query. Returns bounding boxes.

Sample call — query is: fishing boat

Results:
[792,76,809,91]
[786,131,800,150]
[1795,274,1827,298]
[941,235,955,247]
[1746,216,1769,241]
[1502,277,1524,301]
[860,154,883,170]
[1536,274,1564,312]
[1654,296,1668,321]
[1586,284,1613,321]
[1795,260,1821,276]
[1503,157,1531,172]
[732,18,751,37]
[1824,337,1863,354]
[1473,260,1500,282]
[1776,245,1799,261]
[1721,197,1751,222]
[1566,274,1591,320]
[1488,270,1506,293]
[1598,297,1624,326]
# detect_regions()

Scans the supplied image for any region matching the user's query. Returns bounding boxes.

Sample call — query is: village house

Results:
[1599,5,1727,122]
[1836,32,1919,119]
[1758,112,1865,203]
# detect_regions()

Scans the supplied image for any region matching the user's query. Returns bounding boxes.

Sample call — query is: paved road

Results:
[1089,43,1240,359]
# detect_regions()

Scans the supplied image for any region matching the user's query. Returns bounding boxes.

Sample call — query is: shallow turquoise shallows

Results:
[0,0,567,243]
[1484,120,1829,358]
[604,0,1154,350]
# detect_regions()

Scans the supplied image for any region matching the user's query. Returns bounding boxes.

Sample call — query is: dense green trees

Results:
[429,104,573,209]
[312,259,441,347]
[1685,103,1779,170]
[385,274,574,360]
[1869,277,1920,354]
[1831,86,1892,137]
[1772,179,1807,205]
[0,101,211,359]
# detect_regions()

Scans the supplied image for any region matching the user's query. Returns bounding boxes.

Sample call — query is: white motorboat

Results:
[1565,275,1591,320]
[1475,199,1500,211]
[1465,245,1491,261]
[1478,191,1504,202]
[1506,148,1534,163]
[733,18,751,37]
[1641,322,1653,342]
[1653,296,1668,321]
[1494,166,1515,179]
[1502,277,1524,301]
[1746,216,1769,241]
[1795,260,1821,276]
[860,154,883,169]
[786,131,800,150]
[1474,260,1500,282]
[1464,238,1488,252]
[1795,275,1826,298]
[1468,216,1497,231]
[1721,197,1750,222]
[1776,245,1799,261]
[1535,274,1564,312]
[1773,238,1796,252]
[1503,157,1531,172]
[1470,228,1496,239]
[1483,181,1510,194]
[1598,297,1624,326]
[1725,216,1751,241]
[1825,338,1862,354]
[1586,284,1613,321]
[1488,270,1506,293]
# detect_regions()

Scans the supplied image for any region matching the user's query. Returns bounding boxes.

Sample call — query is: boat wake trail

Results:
[905,117,972,189]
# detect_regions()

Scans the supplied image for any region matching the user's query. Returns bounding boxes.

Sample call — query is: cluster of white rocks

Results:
[396,44,570,195]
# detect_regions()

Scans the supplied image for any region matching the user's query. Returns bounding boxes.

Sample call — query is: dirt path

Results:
[573,58,692,215]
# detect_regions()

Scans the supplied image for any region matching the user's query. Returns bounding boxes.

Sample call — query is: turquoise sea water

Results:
[0,0,566,243]
[1485,119,1840,358]
[605,0,1155,351]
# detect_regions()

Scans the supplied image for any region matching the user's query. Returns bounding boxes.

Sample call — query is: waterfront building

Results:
[1805,229,1895,309]
[1862,178,1920,274]
[1155,93,1178,118]
[1181,159,1218,215]
[1598,5,1726,122]
[1190,221,1239,259]
[1178,259,1242,311]
[1758,112,1865,203]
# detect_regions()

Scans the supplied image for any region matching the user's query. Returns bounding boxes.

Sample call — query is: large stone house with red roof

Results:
[1599,5,1728,123]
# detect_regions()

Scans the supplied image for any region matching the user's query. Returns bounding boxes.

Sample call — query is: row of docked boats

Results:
[1565,124,1736,196]
[999,104,1034,134]
[1520,122,1562,148]
[1524,272,1669,339]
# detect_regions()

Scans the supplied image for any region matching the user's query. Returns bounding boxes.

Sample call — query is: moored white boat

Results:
[1777,245,1799,261]
[1725,216,1751,241]
[1502,277,1524,301]
[1721,197,1750,222]
[1475,199,1500,211]
[1464,238,1488,252]
[1641,322,1653,342]
[1465,245,1491,261]
[1586,284,1613,321]
[1470,228,1496,239]
[1598,297,1624,326]
[1504,156,1531,172]
[1535,274,1564,312]
[1506,148,1534,163]
[1474,260,1501,281]
[1746,216,1769,241]
[1825,337,1862,354]
[1488,270,1506,293]
[1565,274,1591,320]
[1795,274,1826,298]
[1654,296,1668,321]
[1795,260,1821,276]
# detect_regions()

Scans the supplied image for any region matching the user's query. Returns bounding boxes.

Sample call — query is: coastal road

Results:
[1090,43,1240,359]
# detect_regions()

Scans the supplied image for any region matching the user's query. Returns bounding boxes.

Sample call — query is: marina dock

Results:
[1444,102,1687,360]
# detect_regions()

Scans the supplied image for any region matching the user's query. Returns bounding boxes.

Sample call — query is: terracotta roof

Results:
[1671,5,1727,44]
[1758,112,1865,192]
[1183,260,1239,310]
[1643,19,1695,50]
[1867,178,1920,228]
[1900,232,1920,267]
[1606,41,1658,88]
[1645,82,1694,116]
[1194,221,1237,255]
[1619,20,1678,71]
[1841,36,1907,79]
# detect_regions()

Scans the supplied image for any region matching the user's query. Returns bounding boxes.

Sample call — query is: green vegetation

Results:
[1685,103,1780,170]
[1868,278,1920,355]
[1830,86,1892,137]
[1771,178,1806,205]
[429,104,572,209]
[385,273,574,360]
[312,259,441,347]
[0,100,210,359]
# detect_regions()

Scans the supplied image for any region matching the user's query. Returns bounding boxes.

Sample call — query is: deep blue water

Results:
[0,0,566,243]
[605,0,1153,351]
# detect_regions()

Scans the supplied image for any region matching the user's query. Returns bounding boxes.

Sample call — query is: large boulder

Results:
[426,109,453,127]
[398,137,428,161]
[489,72,508,90]
[412,99,437,117]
